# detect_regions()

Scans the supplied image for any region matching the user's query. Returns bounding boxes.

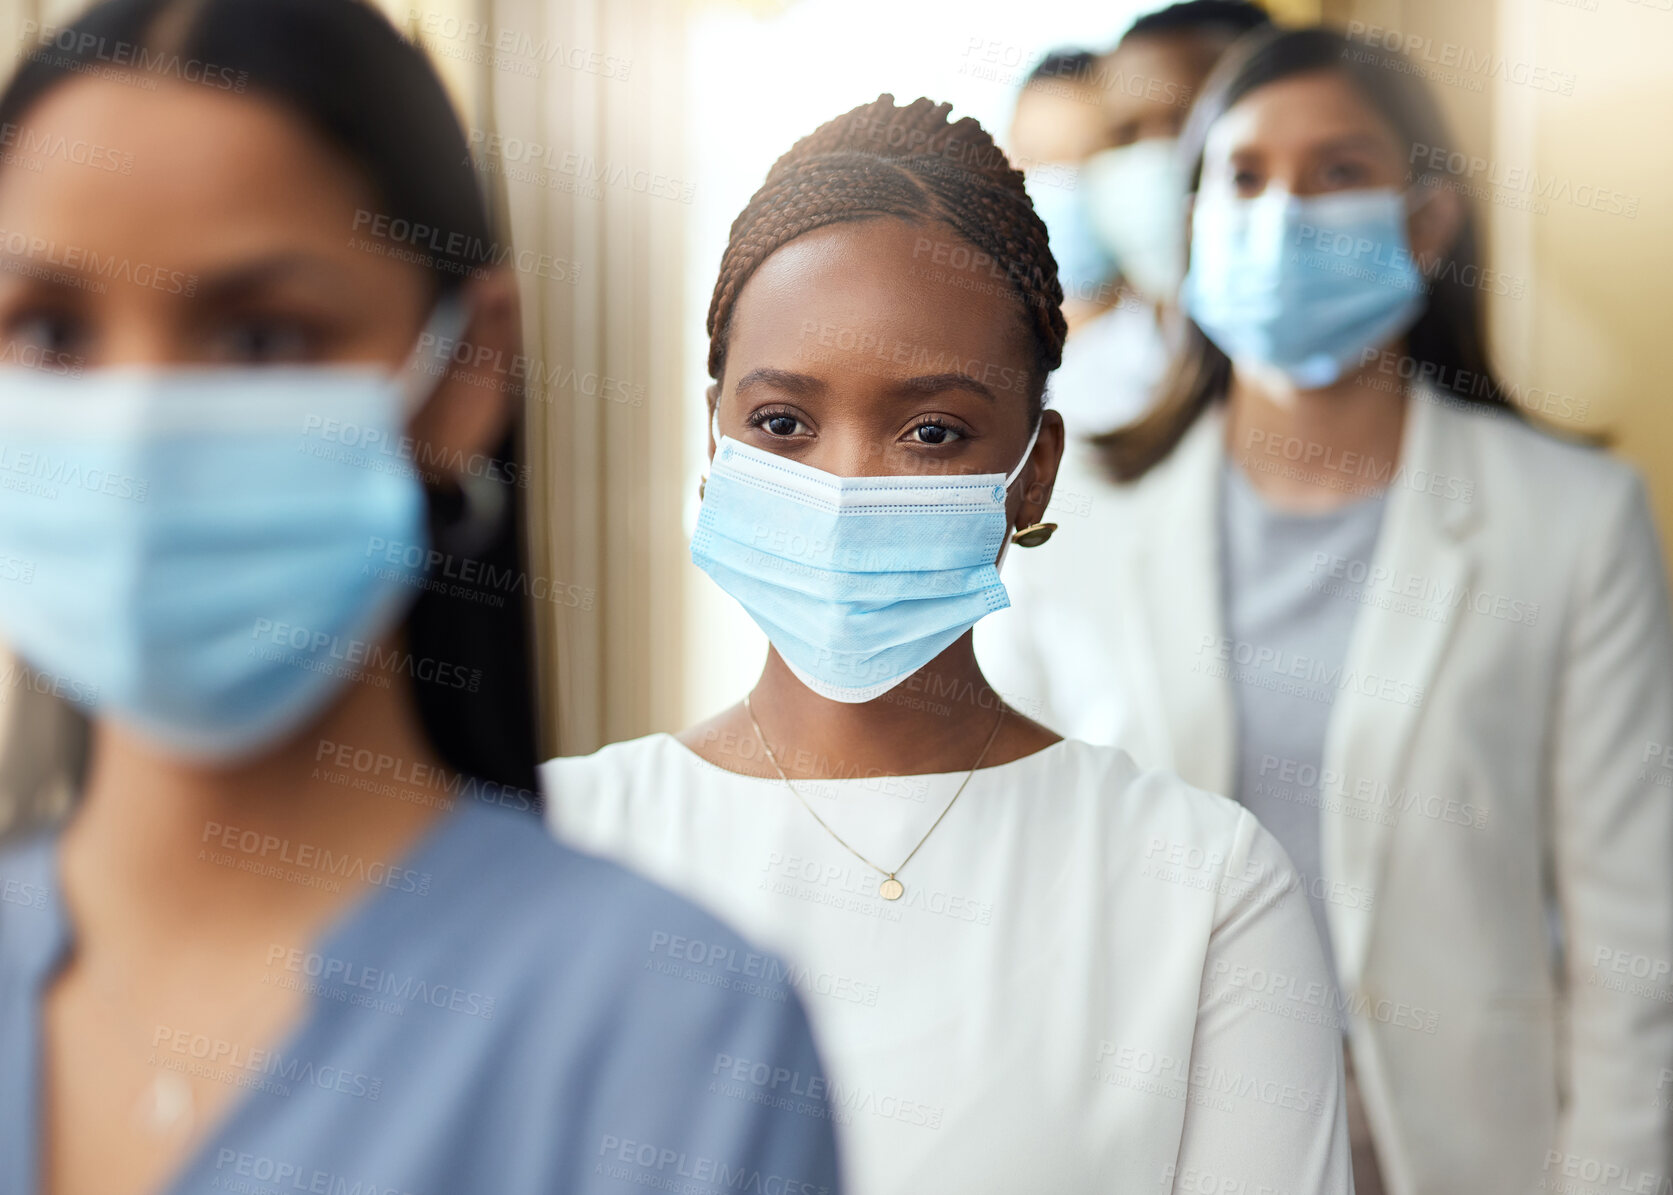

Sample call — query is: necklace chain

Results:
[80,948,288,1138]
[742,693,1005,900]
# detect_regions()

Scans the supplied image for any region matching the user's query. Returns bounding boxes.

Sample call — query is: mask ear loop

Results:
[398,290,474,416]
[1003,415,1043,490]
[1404,173,1442,214]
[399,290,505,555]
[698,407,725,500]
[1401,175,1445,285]
[997,414,1051,565]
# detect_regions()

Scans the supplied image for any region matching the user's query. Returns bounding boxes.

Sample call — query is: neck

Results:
[739,636,1010,778]
[1223,352,1410,510]
[59,671,453,961]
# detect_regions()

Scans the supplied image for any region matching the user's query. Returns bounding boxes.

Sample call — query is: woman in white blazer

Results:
[981,27,1673,1195]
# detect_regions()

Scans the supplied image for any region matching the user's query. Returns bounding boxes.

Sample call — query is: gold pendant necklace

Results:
[82,954,270,1139]
[134,1070,196,1137]
[743,694,1005,902]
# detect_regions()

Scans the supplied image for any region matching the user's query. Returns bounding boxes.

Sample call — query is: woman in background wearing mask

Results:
[982,27,1673,1195]
[0,2,840,1193]
[1048,0,1270,437]
[544,94,1351,1194]
[1008,48,1121,335]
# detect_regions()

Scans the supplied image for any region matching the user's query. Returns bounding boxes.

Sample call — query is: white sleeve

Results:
[1548,472,1673,1178]
[1168,811,1355,1194]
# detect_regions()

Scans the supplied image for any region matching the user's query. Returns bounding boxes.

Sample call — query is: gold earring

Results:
[698,476,707,500]
[1010,521,1056,548]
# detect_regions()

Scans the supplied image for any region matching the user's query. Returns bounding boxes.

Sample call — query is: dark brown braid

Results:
[706,94,1068,417]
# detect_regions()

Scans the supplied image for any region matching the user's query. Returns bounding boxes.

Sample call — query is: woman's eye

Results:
[750,410,808,437]
[4,312,85,366]
[209,320,317,365]
[909,421,963,446]
[1319,160,1372,189]
[1231,169,1263,195]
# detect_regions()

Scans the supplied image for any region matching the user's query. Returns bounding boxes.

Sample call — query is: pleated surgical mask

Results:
[1182,186,1429,388]
[0,296,470,762]
[692,417,1040,703]
[1081,137,1187,303]
[1025,165,1116,307]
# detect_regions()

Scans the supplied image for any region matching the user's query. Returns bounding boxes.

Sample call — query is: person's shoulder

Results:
[444,799,803,1009]
[1432,391,1640,497]
[538,732,687,823]
[0,828,57,917]
[539,731,675,788]
[1043,738,1258,853]
[0,826,53,874]
[1043,740,1297,925]
[1428,396,1657,579]
[457,795,725,932]
[424,803,829,1157]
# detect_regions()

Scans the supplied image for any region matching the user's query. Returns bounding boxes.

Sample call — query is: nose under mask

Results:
[692,417,1040,703]
[0,297,472,762]
[1181,186,1429,388]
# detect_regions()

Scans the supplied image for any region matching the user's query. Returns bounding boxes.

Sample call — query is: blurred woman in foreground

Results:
[0,2,840,1192]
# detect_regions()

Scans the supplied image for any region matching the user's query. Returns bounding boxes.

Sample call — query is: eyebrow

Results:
[734,367,999,403]
[891,372,998,402]
[191,254,351,304]
[1312,132,1392,155]
[734,367,825,397]
[0,257,92,297]
[0,249,349,303]
[1225,132,1390,159]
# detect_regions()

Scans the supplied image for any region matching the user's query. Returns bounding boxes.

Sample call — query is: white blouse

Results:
[542,734,1352,1194]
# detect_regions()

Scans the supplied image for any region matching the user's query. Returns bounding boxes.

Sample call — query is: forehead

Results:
[1204,70,1405,159]
[725,218,1033,378]
[1010,82,1105,163]
[1099,33,1224,123]
[0,75,396,282]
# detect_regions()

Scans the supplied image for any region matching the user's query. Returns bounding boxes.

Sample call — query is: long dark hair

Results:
[0,0,541,802]
[1093,26,1516,482]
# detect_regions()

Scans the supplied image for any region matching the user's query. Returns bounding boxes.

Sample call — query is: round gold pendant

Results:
[135,1072,195,1136]
[879,877,904,901]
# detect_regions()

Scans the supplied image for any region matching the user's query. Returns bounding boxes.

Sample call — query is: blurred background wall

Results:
[0,0,1665,776]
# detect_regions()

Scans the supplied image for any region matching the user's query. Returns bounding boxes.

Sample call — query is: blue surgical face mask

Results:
[1181,187,1429,388]
[0,298,470,762]
[692,418,1041,703]
[1081,137,1187,303]
[1025,165,1117,307]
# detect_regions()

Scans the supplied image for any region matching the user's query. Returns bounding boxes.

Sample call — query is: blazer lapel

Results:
[1320,390,1483,990]
[1127,407,1236,797]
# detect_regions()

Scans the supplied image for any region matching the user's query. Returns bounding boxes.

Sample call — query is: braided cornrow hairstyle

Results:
[706,94,1068,420]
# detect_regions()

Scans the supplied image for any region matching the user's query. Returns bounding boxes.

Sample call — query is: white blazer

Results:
[979,389,1673,1195]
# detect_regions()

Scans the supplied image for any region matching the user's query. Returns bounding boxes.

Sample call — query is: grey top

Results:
[0,796,842,1195]
[1218,456,1388,987]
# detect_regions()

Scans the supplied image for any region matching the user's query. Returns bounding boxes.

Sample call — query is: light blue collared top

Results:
[0,796,842,1195]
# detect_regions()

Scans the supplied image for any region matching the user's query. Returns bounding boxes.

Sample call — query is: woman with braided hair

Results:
[544,95,1350,1192]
